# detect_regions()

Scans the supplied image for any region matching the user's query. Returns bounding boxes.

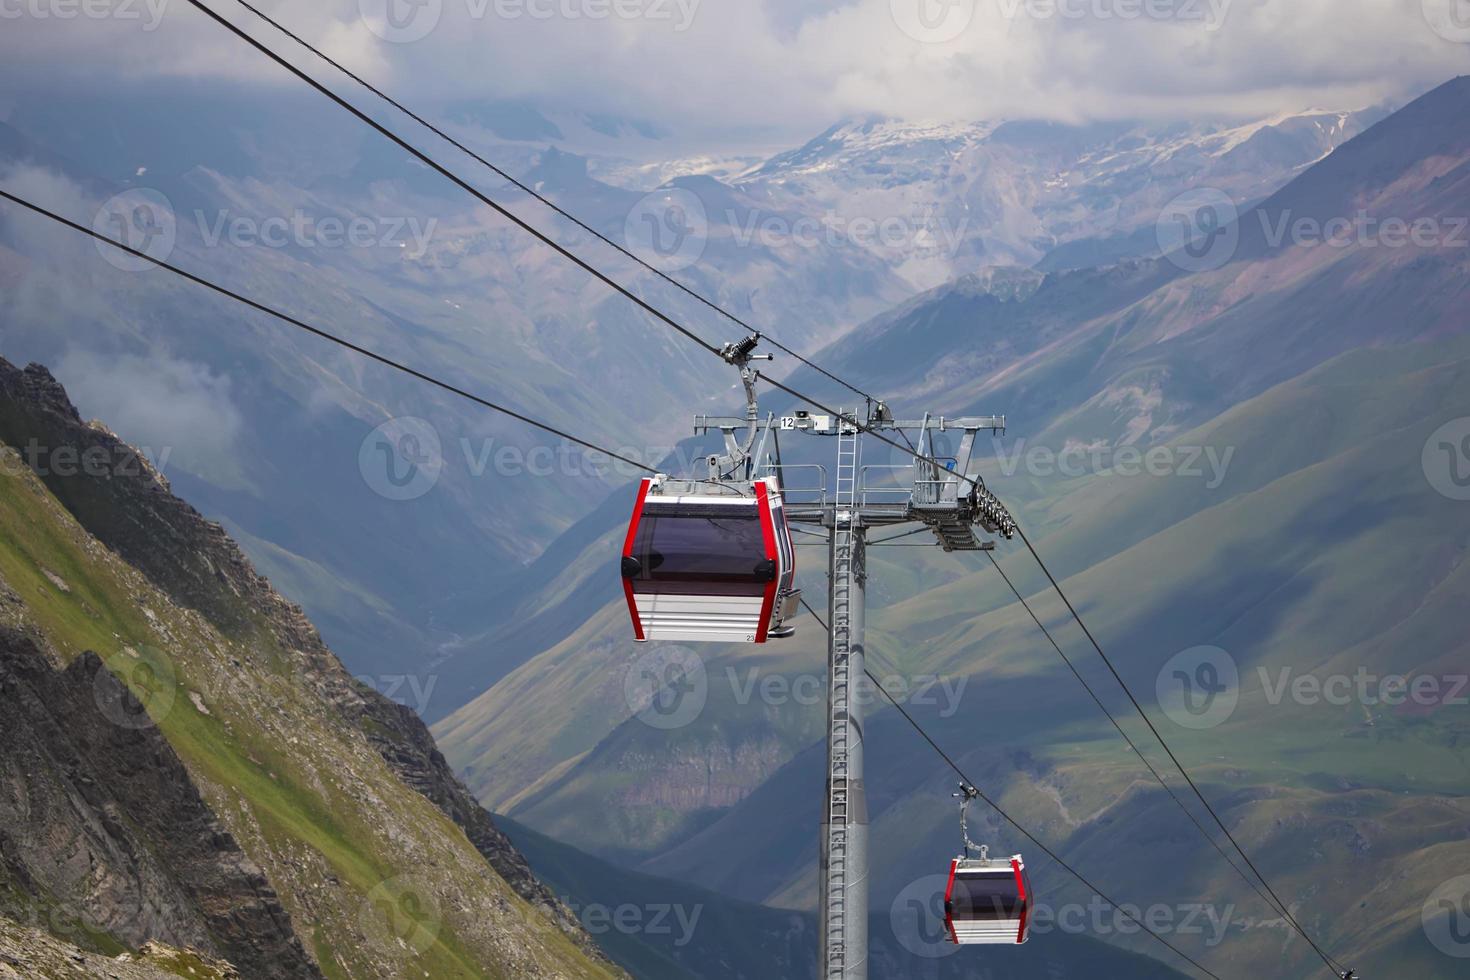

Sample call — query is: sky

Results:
[1,0,1469,148]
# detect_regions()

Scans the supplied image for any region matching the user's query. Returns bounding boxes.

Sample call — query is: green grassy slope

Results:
[439,332,1470,978]
[0,439,621,980]
[648,336,1470,976]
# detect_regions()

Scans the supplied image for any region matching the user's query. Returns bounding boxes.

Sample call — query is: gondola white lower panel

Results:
[634,594,767,643]
[949,921,1025,944]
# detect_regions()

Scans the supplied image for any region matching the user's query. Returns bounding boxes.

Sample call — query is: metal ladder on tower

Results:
[824,414,860,979]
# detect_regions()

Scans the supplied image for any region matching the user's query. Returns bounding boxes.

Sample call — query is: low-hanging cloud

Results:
[53,347,252,490]
[0,1,1466,145]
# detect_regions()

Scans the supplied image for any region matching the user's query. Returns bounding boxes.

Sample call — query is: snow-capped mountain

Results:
[720,109,1386,288]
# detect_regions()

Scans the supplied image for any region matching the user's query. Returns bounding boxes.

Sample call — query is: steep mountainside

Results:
[0,628,316,978]
[0,357,621,979]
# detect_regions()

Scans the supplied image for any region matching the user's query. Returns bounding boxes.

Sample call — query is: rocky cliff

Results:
[0,623,317,977]
[0,358,601,956]
[0,354,622,979]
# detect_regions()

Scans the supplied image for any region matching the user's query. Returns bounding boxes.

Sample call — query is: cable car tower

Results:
[627,337,1016,980]
[770,401,1014,980]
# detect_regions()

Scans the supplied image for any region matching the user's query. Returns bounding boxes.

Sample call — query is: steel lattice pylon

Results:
[705,401,1009,980]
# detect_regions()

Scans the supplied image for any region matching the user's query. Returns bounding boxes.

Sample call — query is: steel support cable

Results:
[796,596,1225,980]
[867,526,930,546]
[0,189,658,477]
[10,162,1227,980]
[761,375,1352,978]
[163,9,1345,971]
[225,0,880,405]
[180,0,723,363]
[1011,527,1351,978]
[981,550,1301,928]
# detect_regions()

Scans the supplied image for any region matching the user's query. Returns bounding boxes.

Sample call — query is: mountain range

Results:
[3,67,1469,978]
[434,76,1470,978]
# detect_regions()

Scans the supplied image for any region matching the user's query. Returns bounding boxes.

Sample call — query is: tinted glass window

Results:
[947,872,1023,918]
[631,508,770,596]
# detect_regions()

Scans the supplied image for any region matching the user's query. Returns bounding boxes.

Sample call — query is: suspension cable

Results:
[133,9,1347,971]
[797,596,1224,980]
[0,188,657,477]
[9,168,1224,979]
[180,0,723,362]
[982,550,1307,929]
[1012,528,1351,977]
[226,0,880,406]
[755,376,1351,977]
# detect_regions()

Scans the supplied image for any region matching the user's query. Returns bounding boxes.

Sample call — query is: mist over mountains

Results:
[3,64,1470,978]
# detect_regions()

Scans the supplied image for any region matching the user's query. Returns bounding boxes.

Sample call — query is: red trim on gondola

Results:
[944,858,960,945]
[753,481,778,643]
[623,478,651,641]
[1012,858,1029,944]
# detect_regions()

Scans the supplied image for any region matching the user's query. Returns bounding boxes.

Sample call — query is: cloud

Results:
[53,347,253,491]
[0,0,1466,146]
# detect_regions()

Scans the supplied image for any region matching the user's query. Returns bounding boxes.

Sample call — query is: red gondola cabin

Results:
[621,475,799,643]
